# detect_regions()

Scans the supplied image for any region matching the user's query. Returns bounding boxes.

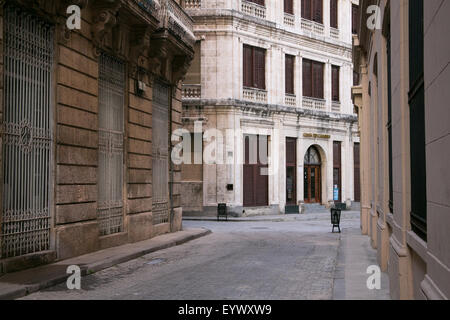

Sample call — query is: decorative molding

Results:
[129,26,152,77]
[172,54,193,85]
[91,0,121,57]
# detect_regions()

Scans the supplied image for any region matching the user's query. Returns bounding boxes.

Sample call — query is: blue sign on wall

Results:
[333,185,339,201]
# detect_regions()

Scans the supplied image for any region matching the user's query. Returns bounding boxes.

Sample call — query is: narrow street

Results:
[21,212,389,300]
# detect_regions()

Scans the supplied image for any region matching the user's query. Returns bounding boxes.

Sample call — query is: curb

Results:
[0,228,211,300]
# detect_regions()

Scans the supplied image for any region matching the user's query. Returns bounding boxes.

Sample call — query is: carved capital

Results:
[129,26,152,77]
[172,54,193,85]
[91,0,121,57]
[149,39,171,80]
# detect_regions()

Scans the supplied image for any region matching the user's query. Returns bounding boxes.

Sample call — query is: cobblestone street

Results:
[21,212,389,300]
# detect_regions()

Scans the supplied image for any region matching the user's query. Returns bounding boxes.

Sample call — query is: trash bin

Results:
[331,208,341,233]
[217,203,228,221]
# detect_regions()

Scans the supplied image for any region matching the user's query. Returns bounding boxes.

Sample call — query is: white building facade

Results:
[181,0,360,216]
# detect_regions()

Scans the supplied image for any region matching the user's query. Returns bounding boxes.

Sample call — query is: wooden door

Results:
[304,165,321,203]
[286,138,297,205]
[354,143,361,202]
[243,135,268,207]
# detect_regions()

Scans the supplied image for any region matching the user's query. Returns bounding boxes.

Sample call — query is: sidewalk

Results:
[0,228,211,300]
[333,227,391,300]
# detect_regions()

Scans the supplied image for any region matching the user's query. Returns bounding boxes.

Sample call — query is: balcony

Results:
[182,84,201,99]
[332,101,341,113]
[330,27,340,40]
[159,0,196,47]
[301,18,325,36]
[241,1,266,20]
[243,87,268,103]
[302,96,326,111]
[284,13,295,27]
[285,94,296,107]
[185,0,201,9]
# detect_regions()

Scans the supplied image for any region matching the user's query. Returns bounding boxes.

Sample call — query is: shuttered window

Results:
[333,141,342,203]
[353,70,360,86]
[332,65,340,102]
[285,54,295,95]
[302,0,323,23]
[303,59,324,99]
[352,4,360,34]
[409,0,426,241]
[243,45,266,90]
[284,0,294,14]
[330,0,338,28]
[248,0,265,6]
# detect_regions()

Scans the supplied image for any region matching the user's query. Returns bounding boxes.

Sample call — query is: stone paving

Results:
[21,211,390,300]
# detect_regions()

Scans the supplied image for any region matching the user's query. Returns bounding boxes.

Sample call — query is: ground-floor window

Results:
[1,5,54,258]
[98,53,125,236]
[152,80,170,225]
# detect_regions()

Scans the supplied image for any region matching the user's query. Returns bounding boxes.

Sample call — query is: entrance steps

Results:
[303,203,328,214]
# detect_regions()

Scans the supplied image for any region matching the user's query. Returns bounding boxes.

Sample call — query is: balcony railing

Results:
[182,84,201,99]
[185,0,201,9]
[284,13,295,27]
[133,0,159,15]
[243,87,268,103]
[301,18,324,35]
[285,94,296,107]
[332,101,341,112]
[160,0,195,46]
[330,27,340,40]
[302,96,326,110]
[241,1,266,20]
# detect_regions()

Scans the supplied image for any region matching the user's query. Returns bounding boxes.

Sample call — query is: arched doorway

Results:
[304,146,322,203]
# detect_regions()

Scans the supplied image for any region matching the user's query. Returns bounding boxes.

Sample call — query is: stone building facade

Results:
[0,0,194,273]
[181,0,360,216]
[353,0,449,299]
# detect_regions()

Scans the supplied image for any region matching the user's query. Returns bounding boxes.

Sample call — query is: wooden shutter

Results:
[302,0,312,20]
[254,47,266,90]
[330,0,338,28]
[352,4,359,34]
[285,55,295,95]
[303,59,312,97]
[284,0,294,14]
[313,0,323,23]
[353,70,360,86]
[333,141,342,202]
[249,0,265,6]
[332,65,340,102]
[354,143,361,202]
[243,45,253,87]
[313,61,324,99]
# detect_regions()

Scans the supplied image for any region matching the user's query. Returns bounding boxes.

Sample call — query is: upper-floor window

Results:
[302,0,323,24]
[352,4,360,34]
[284,0,294,14]
[247,0,265,6]
[330,0,338,29]
[353,70,360,86]
[243,44,266,90]
[285,54,295,94]
[332,65,340,102]
[303,59,324,99]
